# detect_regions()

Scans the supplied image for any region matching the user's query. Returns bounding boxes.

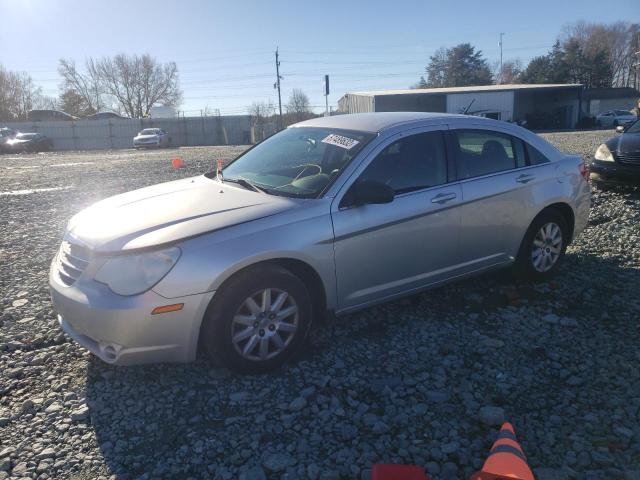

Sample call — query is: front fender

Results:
[152,201,337,309]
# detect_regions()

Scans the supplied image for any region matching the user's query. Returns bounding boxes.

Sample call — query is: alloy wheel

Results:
[531,222,563,273]
[231,288,299,361]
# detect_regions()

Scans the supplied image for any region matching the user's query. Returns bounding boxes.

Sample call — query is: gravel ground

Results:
[0,133,639,480]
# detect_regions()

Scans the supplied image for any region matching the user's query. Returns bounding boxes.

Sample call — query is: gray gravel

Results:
[1,133,639,480]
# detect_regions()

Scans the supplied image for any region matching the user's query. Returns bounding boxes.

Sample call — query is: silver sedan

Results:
[50,113,590,373]
[133,128,172,148]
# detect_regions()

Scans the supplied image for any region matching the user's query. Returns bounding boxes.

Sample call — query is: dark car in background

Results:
[27,109,76,122]
[85,112,127,120]
[0,127,19,153]
[591,120,640,185]
[5,132,54,152]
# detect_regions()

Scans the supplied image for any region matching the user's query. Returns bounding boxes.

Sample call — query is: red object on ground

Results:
[471,422,535,480]
[579,161,589,181]
[172,158,185,168]
[371,464,429,480]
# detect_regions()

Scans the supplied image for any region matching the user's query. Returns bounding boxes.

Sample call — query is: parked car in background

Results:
[5,132,54,152]
[50,113,590,373]
[0,127,19,153]
[596,110,637,128]
[27,110,77,122]
[133,128,172,148]
[591,119,640,185]
[85,112,127,120]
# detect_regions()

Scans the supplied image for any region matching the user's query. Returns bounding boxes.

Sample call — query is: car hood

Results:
[135,134,159,140]
[66,175,299,252]
[606,132,640,154]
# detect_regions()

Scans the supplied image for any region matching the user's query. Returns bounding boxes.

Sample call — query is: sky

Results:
[0,0,638,116]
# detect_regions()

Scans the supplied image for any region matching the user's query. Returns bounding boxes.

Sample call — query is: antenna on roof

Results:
[463,98,476,115]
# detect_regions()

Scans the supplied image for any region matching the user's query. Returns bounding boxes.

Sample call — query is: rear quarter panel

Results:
[515,154,589,253]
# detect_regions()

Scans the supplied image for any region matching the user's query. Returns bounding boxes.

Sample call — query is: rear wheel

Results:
[514,210,569,281]
[201,264,312,374]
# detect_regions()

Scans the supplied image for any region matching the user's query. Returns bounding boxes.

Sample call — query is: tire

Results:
[201,264,312,374]
[514,209,569,282]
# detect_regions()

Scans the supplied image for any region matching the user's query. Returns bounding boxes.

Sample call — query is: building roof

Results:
[293,112,475,133]
[345,84,583,97]
[583,87,640,100]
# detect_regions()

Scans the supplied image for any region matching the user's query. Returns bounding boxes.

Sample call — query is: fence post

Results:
[71,121,77,150]
[108,119,113,149]
[183,116,188,146]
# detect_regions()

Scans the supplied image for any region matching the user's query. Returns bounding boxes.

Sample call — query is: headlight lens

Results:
[94,247,181,296]
[594,143,614,162]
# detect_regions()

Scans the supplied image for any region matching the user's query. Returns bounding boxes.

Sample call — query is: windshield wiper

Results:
[223,177,266,194]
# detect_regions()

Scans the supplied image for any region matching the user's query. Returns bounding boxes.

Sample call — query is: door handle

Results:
[431,192,457,204]
[516,174,535,184]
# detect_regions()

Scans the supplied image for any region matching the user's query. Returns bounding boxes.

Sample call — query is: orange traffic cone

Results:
[172,157,185,169]
[471,422,534,480]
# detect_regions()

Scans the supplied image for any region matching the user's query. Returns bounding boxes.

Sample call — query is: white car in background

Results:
[133,128,172,149]
[596,110,637,128]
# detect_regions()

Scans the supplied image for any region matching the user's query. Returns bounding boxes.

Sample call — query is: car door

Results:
[450,128,531,270]
[331,126,463,311]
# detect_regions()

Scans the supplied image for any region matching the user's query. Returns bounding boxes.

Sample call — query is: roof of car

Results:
[292,112,475,133]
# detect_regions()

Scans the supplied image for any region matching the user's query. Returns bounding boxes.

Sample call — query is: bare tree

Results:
[0,65,53,121]
[94,54,182,118]
[492,59,523,84]
[249,100,275,126]
[285,89,312,124]
[560,21,640,88]
[58,58,104,112]
[286,89,310,114]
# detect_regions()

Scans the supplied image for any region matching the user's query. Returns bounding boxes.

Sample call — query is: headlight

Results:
[594,143,614,162]
[94,247,181,296]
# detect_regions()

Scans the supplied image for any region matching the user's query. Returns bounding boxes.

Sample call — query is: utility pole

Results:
[633,32,640,91]
[274,47,283,129]
[499,32,505,84]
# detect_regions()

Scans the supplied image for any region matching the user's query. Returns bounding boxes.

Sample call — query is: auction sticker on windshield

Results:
[322,134,360,150]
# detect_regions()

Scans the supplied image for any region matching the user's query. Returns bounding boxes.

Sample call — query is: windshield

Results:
[140,129,159,135]
[625,119,640,133]
[614,110,633,116]
[218,127,375,198]
[16,133,37,139]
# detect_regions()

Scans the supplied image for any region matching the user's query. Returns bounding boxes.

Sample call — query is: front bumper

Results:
[590,159,640,186]
[133,139,161,148]
[50,267,215,365]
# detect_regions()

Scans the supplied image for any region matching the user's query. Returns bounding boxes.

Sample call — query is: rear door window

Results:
[526,144,550,165]
[452,130,523,179]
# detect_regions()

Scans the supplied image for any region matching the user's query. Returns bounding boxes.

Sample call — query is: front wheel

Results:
[201,264,312,374]
[514,210,569,281]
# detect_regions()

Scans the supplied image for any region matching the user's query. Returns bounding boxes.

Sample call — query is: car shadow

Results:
[84,249,639,479]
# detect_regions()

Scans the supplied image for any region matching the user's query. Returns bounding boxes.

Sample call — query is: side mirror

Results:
[615,125,625,133]
[350,180,394,206]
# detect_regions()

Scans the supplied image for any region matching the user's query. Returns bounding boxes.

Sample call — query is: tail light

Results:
[579,162,589,182]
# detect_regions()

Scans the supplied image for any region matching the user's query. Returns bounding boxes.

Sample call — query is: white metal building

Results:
[582,87,640,115]
[338,84,583,129]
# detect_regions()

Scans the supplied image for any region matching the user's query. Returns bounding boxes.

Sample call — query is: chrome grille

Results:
[56,241,90,286]
[617,152,640,166]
